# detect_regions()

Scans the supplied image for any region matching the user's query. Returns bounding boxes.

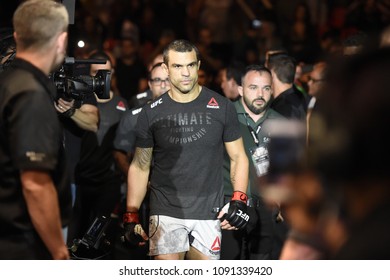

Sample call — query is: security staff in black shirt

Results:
[0,0,71,260]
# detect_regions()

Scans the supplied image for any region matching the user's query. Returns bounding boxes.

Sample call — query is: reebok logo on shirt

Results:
[116,100,126,111]
[206,97,219,109]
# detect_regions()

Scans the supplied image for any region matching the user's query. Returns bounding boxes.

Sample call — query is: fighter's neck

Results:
[169,84,202,103]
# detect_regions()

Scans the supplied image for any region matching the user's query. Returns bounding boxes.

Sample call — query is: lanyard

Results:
[244,114,261,146]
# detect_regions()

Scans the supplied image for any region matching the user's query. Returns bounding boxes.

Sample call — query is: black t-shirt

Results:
[59,91,98,183]
[135,87,241,219]
[0,58,72,234]
[113,106,143,154]
[76,95,127,187]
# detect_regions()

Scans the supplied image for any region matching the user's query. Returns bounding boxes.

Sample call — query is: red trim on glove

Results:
[123,212,139,224]
[231,191,248,204]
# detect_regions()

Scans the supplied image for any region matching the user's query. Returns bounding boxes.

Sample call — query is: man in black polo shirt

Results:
[0,0,71,259]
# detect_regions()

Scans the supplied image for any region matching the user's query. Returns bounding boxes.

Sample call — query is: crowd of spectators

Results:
[3,0,389,105]
[1,0,390,261]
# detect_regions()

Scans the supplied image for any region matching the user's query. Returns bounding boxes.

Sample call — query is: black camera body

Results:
[51,57,111,101]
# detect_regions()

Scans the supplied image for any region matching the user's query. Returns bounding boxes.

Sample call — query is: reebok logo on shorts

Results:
[209,236,221,255]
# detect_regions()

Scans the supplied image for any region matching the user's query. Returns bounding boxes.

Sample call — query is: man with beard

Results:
[0,0,71,259]
[123,40,250,260]
[222,64,285,259]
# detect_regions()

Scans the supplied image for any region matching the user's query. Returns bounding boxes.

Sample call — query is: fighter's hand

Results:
[122,212,148,247]
[218,191,250,230]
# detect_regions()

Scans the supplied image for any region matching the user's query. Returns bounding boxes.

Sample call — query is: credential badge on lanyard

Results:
[245,114,270,177]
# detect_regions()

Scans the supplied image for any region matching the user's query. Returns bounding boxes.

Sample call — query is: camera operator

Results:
[0,0,71,259]
[57,67,99,245]
[53,40,99,248]
[73,51,127,258]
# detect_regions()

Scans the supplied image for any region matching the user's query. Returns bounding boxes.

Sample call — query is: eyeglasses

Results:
[150,77,170,86]
[308,77,325,83]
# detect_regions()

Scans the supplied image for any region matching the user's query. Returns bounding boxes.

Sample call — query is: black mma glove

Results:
[122,212,148,246]
[222,191,250,229]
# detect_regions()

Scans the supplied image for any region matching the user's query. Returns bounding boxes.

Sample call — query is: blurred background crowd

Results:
[1,0,390,261]
[2,0,390,104]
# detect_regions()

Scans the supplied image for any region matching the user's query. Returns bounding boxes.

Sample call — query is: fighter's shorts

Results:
[148,215,221,259]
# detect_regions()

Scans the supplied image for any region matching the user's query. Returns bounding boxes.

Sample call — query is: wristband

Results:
[123,212,139,224]
[231,191,248,204]
[61,107,76,118]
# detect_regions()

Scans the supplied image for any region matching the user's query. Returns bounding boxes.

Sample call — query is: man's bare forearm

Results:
[226,138,249,194]
[71,108,98,132]
[21,170,69,260]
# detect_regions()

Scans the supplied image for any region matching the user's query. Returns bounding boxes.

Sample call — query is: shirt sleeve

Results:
[8,90,60,171]
[134,106,154,148]
[113,111,138,153]
[223,99,242,142]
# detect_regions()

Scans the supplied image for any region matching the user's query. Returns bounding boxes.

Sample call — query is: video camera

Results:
[0,30,111,100]
[50,56,111,101]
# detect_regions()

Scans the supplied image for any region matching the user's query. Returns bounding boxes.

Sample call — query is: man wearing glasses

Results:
[128,62,169,109]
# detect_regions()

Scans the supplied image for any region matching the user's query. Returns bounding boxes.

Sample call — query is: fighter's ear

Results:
[162,62,168,74]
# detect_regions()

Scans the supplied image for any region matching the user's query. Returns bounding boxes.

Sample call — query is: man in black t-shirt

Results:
[0,0,71,260]
[122,40,250,260]
[73,51,127,247]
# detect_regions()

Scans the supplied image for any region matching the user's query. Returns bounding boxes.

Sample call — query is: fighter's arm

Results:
[21,170,69,260]
[224,137,249,194]
[219,137,250,230]
[121,147,152,245]
[126,147,153,212]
